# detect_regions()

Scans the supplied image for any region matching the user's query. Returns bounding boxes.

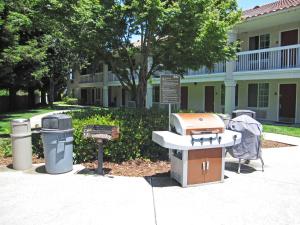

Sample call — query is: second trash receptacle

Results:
[10,119,32,170]
[41,114,74,174]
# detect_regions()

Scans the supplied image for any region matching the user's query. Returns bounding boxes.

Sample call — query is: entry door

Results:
[279,84,296,123]
[205,86,214,112]
[181,87,188,110]
[281,29,298,68]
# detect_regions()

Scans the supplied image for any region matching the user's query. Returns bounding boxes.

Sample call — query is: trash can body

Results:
[10,119,32,170]
[41,114,74,174]
[232,110,256,119]
[42,130,73,174]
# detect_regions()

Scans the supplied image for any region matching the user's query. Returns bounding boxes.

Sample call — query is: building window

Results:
[248,83,269,108]
[221,84,238,107]
[153,86,160,102]
[249,34,270,50]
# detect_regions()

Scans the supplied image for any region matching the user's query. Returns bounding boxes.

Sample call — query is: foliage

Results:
[62,96,78,105]
[263,124,300,138]
[67,0,241,108]
[68,108,169,163]
[0,138,12,157]
[0,89,8,96]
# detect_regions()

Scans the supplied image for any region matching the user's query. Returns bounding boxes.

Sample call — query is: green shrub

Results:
[0,138,12,157]
[62,97,78,105]
[68,108,168,163]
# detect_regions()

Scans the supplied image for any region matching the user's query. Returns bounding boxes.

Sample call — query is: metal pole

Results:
[168,103,171,160]
[169,103,171,131]
[96,143,104,175]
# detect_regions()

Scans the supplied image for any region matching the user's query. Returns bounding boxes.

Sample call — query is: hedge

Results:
[68,108,169,163]
[31,108,169,163]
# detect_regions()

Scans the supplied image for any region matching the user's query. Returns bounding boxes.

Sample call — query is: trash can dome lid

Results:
[11,118,30,123]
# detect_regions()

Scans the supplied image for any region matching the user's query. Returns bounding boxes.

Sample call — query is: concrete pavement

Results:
[0,136,300,225]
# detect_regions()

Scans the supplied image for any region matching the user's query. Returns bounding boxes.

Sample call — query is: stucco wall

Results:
[237,79,300,123]
[184,82,223,113]
[238,22,300,51]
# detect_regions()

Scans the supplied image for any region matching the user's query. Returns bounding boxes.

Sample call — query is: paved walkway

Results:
[263,132,300,146]
[1,143,300,225]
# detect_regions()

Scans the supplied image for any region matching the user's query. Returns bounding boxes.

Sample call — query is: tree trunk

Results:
[41,89,47,105]
[27,87,35,109]
[48,77,55,107]
[136,75,147,108]
[9,87,17,111]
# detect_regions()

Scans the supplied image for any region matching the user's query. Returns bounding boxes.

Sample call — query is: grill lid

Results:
[171,113,225,135]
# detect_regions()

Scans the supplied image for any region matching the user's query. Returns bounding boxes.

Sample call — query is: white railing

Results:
[186,62,226,76]
[236,44,300,72]
[108,71,138,82]
[80,73,103,83]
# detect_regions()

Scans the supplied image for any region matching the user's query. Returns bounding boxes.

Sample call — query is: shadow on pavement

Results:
[145,176,180,188]
[35,165,47,174]
[225,162,256,174]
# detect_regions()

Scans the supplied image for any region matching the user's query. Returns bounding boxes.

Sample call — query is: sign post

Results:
[160,74,181,131]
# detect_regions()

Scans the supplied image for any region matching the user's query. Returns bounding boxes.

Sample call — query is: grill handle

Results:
[190,129,220,135]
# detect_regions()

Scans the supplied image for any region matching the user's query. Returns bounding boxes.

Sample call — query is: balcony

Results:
[235,44,300,72]
[186,62,226,76]
[108,71,138,82]
[80,73,103,83]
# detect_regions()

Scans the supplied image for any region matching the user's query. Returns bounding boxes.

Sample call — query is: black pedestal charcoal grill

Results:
[226,115,264,173]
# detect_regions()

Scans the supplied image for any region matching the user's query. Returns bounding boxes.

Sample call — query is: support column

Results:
[103,64,109,107]
[224,80,236,114]
[224,30,238,114]
[146,82,153,109]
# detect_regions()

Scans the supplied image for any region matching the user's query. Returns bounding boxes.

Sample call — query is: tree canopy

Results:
[0,0,241,109]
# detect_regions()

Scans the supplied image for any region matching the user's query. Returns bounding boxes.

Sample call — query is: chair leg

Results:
[238,158,241,174]
[260,157,264,172]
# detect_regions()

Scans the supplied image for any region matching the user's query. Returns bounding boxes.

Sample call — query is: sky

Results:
[238,0,276,10]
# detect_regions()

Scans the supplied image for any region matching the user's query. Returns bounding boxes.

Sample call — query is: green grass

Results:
[0,107,55,135]
[263,124,300,138]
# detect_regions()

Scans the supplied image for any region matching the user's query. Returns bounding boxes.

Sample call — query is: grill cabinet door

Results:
[187,150,206,185]
[204,148,222,183]
[187,148,222,185]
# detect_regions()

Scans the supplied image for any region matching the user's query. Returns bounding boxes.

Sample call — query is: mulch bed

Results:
[83,159,171,177]
[0,155,44,167]
[0,140,295,177]
[261,140,294,148]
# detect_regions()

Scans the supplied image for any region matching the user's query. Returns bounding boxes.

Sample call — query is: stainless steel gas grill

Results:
[152,113,242,187]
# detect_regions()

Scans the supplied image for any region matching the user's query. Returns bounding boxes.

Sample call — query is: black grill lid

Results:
[42,114,72,130]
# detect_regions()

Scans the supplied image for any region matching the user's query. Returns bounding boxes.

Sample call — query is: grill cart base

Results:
[152,130,241,187]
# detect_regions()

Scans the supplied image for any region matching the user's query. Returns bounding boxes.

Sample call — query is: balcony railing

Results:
[108,71,138,82]
[186,62,226,76]
[236,44,300,72]
[80,73,103,83]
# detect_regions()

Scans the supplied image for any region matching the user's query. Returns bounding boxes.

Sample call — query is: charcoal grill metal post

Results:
[96,140,104,175]
[83,125,119,175]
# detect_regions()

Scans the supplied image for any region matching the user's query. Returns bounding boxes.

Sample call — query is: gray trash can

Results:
[10,119,32,170]
[41,114,74,174]
[232,109,256,119]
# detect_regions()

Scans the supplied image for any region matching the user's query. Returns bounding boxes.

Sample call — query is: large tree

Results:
[0,0,47,110]
[102,0,241,108]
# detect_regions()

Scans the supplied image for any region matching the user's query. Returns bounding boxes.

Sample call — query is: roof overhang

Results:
[236,6,300,33]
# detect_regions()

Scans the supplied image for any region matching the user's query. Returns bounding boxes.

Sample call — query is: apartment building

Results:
[68,0,300,123]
